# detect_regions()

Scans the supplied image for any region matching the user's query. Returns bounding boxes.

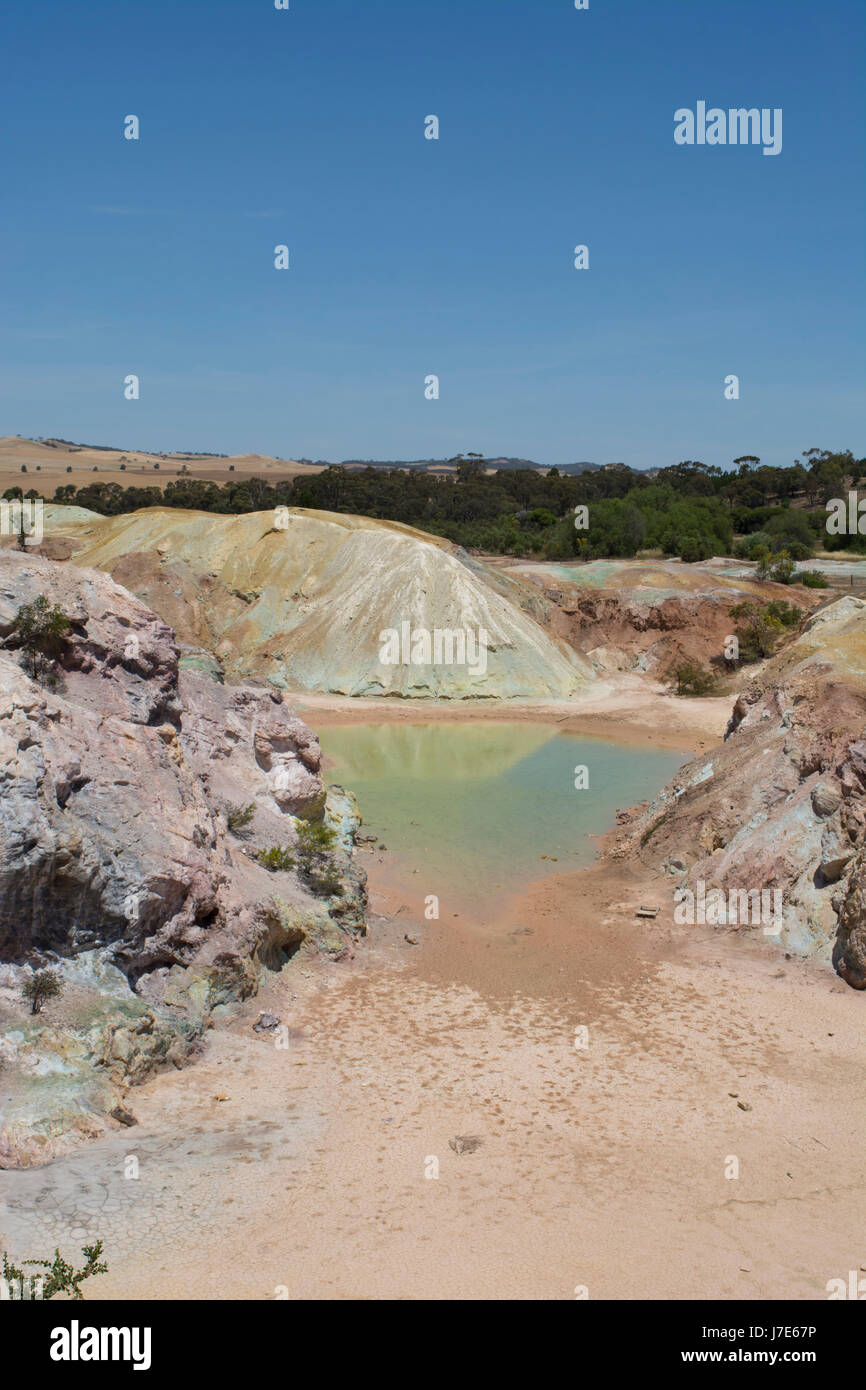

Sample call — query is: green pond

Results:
[322,723,684,923]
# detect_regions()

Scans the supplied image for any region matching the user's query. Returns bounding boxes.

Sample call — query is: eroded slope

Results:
[38,506,592,699]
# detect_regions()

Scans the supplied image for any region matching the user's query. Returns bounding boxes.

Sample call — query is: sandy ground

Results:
[2,691,862,1301]
[4,856,861,1301]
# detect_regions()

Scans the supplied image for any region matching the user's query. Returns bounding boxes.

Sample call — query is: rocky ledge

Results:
[0,549,367,1166]
[612,596,866,987]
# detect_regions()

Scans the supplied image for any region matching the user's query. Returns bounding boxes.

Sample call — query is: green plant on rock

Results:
[2,1242,108,1300]
[302,864,344,897]
[257,846,296,873]
[227,802,256,835]
[11,594,72,681]
[295,820,343,897]
[295,821,337,852]
[764,599,802,627]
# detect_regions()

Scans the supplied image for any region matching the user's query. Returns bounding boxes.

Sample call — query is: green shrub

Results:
[734,530,772,560]
[795,569,830,588]
[764,508,815,559]
[303,866,344,897]
[22,970,63,1015]
[295,821,342,896]
[2,1242,107,1300]
[678,534,715,563]
[227,803,256,834]
[257,846,296,872]
[755,547,796,584]
[764,600,802,627]
[295,822,337,852]
[672,661,717,696]
[528,507,557,527]
[728,599,801,662]
[12,595,71,680]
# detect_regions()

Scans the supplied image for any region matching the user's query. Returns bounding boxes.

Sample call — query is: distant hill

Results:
[2,436,656,485]
[336,456,544,472]
[335,457,645,475]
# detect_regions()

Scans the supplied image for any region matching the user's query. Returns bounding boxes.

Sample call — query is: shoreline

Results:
[295,679,732,757]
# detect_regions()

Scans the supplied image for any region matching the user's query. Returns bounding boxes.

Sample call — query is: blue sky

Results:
[0,0,863,469]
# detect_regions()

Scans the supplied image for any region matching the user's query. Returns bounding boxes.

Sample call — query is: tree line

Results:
[4,447,863,562]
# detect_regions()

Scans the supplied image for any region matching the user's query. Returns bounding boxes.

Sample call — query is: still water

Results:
[322,722,684,921]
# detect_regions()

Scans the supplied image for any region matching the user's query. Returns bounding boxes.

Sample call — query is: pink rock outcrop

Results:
[0,549,361,980]
[613,596,866,986]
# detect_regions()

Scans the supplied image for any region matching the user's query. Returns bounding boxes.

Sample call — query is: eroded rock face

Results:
[614,597,866,985]
[0,549,367,1164]
[835,847,866,988]
[0,551,340,962]
[503,560,825,679]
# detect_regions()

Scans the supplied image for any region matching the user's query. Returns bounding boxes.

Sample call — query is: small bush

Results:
[678,534,715,563]
[22,970,63,1015]
[755,547,795,584]
[257,846,296,873]
[796,569,830,588]
[734,531,771,561]
[295,821,337,852]
[303,866,344,897]
[295,821,342,896]
[227,803,256,835]
[728,599,801,662]
[764,599,802,627]
[672,661,717,697]
[12,595,71,681]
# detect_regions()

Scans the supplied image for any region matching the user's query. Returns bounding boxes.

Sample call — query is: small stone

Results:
[449,1135,483,1155]
[812,781,841,817]
[737,1101,752,1112]
[110,1105,137,1127]
[404,934,419,946]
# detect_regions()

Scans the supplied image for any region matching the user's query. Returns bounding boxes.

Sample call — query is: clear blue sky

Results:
[1,0,863,469]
